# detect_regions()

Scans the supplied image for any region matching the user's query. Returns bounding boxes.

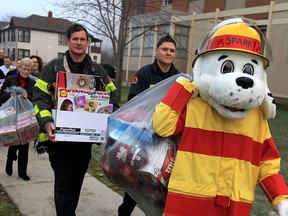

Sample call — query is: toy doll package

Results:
[99,74,182,216]
[53,72,112,143]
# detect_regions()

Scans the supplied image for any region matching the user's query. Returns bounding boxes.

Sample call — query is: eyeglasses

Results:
[33,61,39,64]
[22,67,31,72]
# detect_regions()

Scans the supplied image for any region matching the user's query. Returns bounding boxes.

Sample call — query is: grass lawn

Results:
[250,104,288,215]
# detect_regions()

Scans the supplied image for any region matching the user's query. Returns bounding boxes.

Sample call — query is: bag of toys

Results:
[100,74,183,216]
[0,91,39,147]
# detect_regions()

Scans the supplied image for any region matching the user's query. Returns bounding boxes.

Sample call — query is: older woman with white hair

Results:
[0,57,35,181]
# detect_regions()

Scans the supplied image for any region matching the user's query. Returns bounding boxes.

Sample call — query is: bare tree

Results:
[50,0,174,101]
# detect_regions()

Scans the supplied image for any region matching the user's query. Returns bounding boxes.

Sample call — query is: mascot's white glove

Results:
[269,199,288,216]
[176,73,193,82]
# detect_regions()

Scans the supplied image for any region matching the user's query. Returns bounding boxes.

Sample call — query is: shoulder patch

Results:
[131,77,138,84]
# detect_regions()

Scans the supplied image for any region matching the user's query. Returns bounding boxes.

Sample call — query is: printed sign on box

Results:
[54,72,112,143]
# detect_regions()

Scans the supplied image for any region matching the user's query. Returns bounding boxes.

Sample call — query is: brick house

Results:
[123,0,288,103]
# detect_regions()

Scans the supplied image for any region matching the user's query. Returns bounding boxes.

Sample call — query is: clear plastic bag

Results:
[0,94,39,147]
[100,74,181,216]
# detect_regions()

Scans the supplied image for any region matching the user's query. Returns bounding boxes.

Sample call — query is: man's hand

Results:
[46,122,57,142]
[269,199,288,216]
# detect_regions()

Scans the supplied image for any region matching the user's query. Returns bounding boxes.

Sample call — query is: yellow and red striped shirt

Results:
[153,79,288,216]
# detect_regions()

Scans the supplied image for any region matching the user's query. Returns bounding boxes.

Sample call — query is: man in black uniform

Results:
[118,35,179,216]
[33,23,119,216]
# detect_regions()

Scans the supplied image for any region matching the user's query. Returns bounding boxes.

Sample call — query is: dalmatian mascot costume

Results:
[153,18,288,215]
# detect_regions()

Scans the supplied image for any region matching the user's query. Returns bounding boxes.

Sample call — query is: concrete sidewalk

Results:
[0,145,145,216]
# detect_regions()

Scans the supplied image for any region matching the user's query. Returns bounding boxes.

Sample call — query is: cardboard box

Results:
[54,72,112,143]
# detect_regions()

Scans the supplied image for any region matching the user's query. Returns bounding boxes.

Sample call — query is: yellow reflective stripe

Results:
[34,104,40,115]
[105,86,111,92]
[40,110,52,118]
[35,79,51,95]
[39,132,49,142]
[106,82,116,92]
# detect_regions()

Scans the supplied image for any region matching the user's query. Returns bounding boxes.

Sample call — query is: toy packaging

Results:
[0,95,39,147]
[0,106,18,146]
[54,72,112,143]
[99,75,180,216]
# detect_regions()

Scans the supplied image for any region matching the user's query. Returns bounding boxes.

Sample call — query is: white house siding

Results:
[28,30,67,64]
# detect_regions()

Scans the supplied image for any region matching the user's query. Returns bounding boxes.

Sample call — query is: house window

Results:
[18,49,30,59]
[162,0,172,5]
[11,29,16,42]
[143,29,154,56]
[93,56,98,62]
[8,30,10,42]
[58,34,66,46]
[18,30,30,42]
[136,0,145,15]
[158,25,170,40]
[131,28,141,56]
[174,25,189,59]
[11,48,16,61]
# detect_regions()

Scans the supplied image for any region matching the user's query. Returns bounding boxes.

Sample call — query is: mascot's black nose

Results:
[236,77,254,89]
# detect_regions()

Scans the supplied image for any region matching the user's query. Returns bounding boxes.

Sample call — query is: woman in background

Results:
[30,55,43,78]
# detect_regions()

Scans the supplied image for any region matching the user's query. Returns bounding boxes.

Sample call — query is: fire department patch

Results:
[131,77,138,84]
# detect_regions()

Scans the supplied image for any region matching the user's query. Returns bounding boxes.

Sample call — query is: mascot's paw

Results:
[269,199,288,216]
[261,91,276,120]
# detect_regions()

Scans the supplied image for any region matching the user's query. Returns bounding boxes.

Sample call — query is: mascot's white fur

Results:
[153,18,288,216]
[193,50,276,120]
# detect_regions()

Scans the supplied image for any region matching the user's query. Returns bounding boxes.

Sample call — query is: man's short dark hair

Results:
[66,23,88,39]
[157,35,177,48]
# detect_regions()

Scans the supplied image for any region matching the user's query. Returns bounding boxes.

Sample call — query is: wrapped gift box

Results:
[0,107,19,147]
[54,72,112,143]
[0,125,19,147]
[17,112,39,144]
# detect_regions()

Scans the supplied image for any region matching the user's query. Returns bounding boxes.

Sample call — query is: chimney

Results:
[48,11,52,29]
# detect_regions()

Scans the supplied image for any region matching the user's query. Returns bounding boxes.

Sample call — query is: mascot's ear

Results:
[191,57,202,98]
[261,72,276,119]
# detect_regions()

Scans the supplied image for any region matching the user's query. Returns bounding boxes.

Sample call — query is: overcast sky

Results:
[0,0,111,46]
[0,0,58,20]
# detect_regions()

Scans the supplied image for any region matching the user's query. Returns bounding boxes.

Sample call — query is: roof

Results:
[4,12,102,42]
[0,21,9,29]
[9,14,72,34]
